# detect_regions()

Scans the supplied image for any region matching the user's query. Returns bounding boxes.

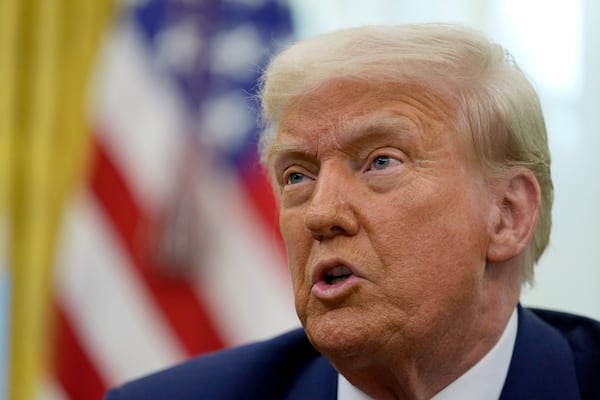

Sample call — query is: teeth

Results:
[328,266,352,277]
[325,265,352,284]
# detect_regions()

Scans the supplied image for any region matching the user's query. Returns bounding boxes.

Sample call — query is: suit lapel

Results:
[500,305,581,399]
[286,354,338,400]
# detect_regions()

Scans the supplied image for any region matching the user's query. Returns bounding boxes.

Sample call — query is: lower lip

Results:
[311,275,361,301]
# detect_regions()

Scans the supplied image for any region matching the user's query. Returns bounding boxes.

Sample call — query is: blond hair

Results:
[258,23,553,284]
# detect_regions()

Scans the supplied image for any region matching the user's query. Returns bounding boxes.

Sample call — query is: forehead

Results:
[268,79,457,160]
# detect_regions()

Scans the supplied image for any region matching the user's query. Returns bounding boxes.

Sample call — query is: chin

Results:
[303,308,375,360]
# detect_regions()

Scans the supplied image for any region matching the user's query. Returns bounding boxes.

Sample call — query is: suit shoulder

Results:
[529,308,600,398]
[530,308,600,355]
[106,328,322,400]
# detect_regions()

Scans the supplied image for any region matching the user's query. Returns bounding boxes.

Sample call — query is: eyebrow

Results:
[340,113,418,151]
[267,111,419,163]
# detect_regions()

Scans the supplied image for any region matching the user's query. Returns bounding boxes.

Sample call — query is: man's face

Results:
[268,80,495,363]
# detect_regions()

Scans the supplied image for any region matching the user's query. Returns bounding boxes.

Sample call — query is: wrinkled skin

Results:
[267,80,532,399]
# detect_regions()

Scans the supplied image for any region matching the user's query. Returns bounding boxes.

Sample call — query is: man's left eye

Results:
[372,155,391,170]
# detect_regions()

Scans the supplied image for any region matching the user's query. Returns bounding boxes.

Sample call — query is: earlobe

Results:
[486,169,541,263]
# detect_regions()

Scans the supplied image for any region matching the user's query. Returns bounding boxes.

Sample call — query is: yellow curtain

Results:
[0,0,115,399]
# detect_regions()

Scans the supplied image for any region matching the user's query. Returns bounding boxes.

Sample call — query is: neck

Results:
[329,265,521,400]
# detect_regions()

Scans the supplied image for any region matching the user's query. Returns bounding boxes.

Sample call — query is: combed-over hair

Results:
[258,23,553,285]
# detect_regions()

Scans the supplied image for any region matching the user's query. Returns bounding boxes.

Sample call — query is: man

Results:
[106,24,600,399]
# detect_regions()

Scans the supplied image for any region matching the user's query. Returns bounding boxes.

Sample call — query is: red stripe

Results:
[89,133,224,355]
[53,303,107,400]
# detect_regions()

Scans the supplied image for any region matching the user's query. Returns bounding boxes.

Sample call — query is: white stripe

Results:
[90,16,186,213]
[55,192,185,386]
[37,377,68,400]
[191,163,299,346]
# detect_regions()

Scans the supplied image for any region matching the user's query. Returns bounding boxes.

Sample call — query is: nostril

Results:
[331,225,344,234]
[309,226,345,242]
[311,233,324,242]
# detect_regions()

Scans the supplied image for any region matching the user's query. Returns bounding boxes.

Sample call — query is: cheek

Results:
[370,197,487,334]
[280,214,312,324]
[372,183,488,284]
[279,209,311,286]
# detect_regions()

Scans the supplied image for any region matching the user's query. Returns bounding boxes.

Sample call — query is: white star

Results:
[155,18,204,76]
[199,91,255,151]
[210,23,266,81]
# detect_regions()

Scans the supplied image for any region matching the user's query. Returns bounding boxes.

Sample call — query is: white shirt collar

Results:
[337,308,518,400]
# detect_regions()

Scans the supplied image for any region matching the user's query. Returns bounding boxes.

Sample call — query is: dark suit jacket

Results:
[105,306,600,399]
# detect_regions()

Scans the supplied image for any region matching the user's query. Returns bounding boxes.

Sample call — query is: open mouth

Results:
[324,265,353,285]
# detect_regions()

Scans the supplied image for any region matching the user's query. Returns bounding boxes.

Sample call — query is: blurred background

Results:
[0,0,598,399]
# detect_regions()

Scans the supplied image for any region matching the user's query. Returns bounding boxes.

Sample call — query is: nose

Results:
[304,166,360,241]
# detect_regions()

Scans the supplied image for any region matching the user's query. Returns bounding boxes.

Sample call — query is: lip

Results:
[311,258,363,301]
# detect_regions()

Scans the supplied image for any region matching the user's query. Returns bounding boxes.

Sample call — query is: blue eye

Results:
[286,172,306,185]
[372,156,391,170]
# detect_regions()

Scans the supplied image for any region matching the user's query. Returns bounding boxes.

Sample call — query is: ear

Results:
[486,169,541,263]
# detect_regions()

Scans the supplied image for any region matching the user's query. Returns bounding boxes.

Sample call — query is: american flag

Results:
[51,0,298,398]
